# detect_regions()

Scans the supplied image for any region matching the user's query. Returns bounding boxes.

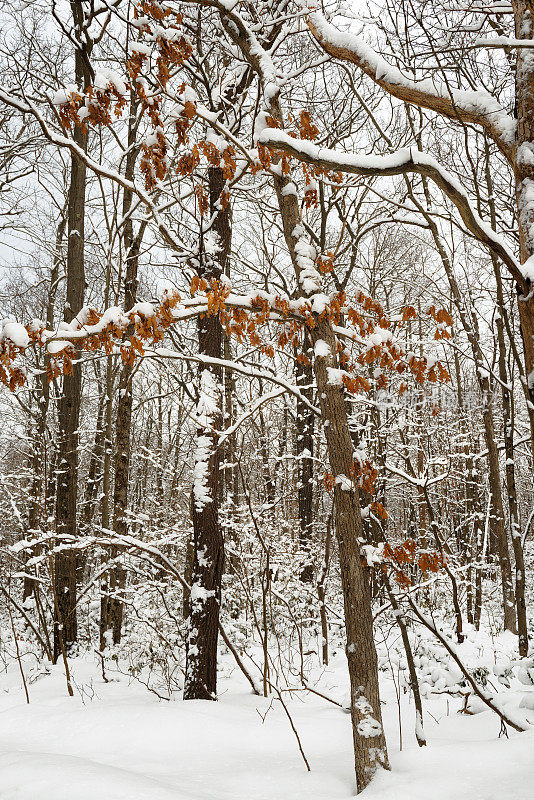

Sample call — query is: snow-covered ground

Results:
[0,642,532,800]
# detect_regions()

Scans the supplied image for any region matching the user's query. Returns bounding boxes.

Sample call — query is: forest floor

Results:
[0,639,532,800]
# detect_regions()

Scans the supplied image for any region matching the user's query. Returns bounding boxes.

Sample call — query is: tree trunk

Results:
[100,94,141,648]
[311,317,389,788]
[296,328,315,581]
[53,18,88,660]
[514,2,534,415]
[24,210,65,606]
[184,165,230,700]
[261,84,389,786]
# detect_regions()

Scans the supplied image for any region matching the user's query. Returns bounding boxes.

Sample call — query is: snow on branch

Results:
[306,11,515,160]
[192,369,220,512]
[0,86,187,254]
[258,129,524,284]
[150,349,320,416]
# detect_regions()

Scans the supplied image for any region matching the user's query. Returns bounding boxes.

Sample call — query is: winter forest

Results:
[1,0,534,797]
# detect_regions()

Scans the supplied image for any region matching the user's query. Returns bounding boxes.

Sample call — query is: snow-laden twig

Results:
[11,530,262,696]
[306,11,516,156]
[406,597,531,733]
[258,129,523,284]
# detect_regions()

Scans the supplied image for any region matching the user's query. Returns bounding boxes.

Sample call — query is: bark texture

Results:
[53,12,88,660]
[100,96,141,649]
[296,327,315,581]
[184,166,230,700]
[311,318,390,788]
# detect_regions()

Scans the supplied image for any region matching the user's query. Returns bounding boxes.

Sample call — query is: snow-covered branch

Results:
[258,129,523,284]
[306,11,515,160]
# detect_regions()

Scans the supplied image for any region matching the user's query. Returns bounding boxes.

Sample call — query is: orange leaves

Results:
[342,373,370,394]
[298,110,319,141]
[404,354,450,386]
[303,186,317,210]
[176,141,237,211]
[174,100,197,147]
[221,147,237,182]
[140,128,168,191]
[0,334,30,392]
[418,551,444,573]
[347,305,366,335]
[370,500,388,520]
[350,458,379,494]
[382,538,445,588]
[155,32,192,87]
[327,291,346,325]
[436,362,450,382]
[317,252,334,273]
[357,291,386,323]
[277,321,300,352]
[199,139,230,171]
[190,275,208,295]
[265,115,282,130]
[54,2,196,192]
[1,363,25,392]
[205,279,231,316]
[156,288,182,324]
[39,290,184,380]
[195,184,208,216]
[56,81,127,133]
[384,538,417,565]
[130,2,192,86]
[137,0,174,22]
[188,281,449,407]
[322,459,380,496]
[177,148,200,176]
[427,306,453,327]
[56,89,84,131]
[273,296,291,316]
[322,471,335,492]
[250,295,271,324]
[253,143,271,175]
[127,48,150,84]
[343,292,452,393]
[200,140,220,167]
[426,305,453,340]
[46,344,76,381]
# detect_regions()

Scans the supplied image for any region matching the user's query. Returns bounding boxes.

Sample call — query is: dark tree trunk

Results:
[100,94,141,649]
[484,137,529,655]
[296,327,314,581]
[184,166,230,700]
[53,17,88,660]
[311,317,390,788]
[24,211,65,607]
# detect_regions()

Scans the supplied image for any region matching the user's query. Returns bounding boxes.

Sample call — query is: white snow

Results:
[258,130,523,280]
[1,320,29,348]
[192,434,213,511]
[307,12,516,146]
[335,474,352,491]
[327,367,344,386]
[0,649,532,800]
[361,543,385,567]
[314,340,331,358]
[192,370,220,512]
[93,69,127,98]
[130,42,152,56]
[46,340,72,355]
[52,84,79,105]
